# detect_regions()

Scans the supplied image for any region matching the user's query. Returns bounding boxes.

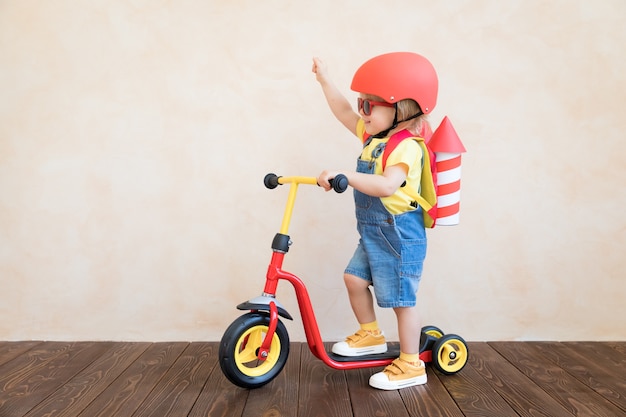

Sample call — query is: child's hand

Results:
[312,57,329,84]
[317,170,338,192]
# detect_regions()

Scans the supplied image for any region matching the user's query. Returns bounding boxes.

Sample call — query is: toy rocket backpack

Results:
[380,128,438,228]
[377,117,466,228]
[352,52,466,227]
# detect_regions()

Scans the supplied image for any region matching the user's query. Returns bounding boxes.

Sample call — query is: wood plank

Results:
[0,340,623,417]
[490,342,626,417]
[468,342,575,417]
[186,347,250,417]
[606,341,626,357]
[347,365,410,417]
[242,341,301,417]
[562,342,626,372]
[399,371,468,417]
[0,341,43,367]
[118,342,216,417]
[0,341,74,385]
[0,342,113,416]
[76,342,188,417]
[297,342,352,417]
[440,342,520,417]
[529,342,626,412]
[23,342,151,417]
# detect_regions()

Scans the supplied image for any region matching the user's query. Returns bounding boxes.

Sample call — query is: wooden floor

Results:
[0,341,624,417]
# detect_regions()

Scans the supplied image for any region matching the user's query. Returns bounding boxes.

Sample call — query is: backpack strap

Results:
[381,129,438,228]
[381,129,414,171]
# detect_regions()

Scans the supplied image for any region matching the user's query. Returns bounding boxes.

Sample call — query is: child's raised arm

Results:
[312,57,360,136]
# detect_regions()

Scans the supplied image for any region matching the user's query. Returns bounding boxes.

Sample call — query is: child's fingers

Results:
[312,57,320,73]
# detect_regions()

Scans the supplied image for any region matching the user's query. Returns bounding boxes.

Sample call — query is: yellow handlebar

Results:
[264,173,348,235]
[277,176,319,186]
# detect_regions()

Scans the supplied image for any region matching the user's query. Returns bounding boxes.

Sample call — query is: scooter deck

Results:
[328,342,400,362]
[327,335,437,363]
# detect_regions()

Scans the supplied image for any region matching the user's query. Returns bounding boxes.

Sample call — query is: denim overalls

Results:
[344,143,427,308]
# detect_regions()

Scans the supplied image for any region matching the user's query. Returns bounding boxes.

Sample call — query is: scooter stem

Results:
[278,177,318,234]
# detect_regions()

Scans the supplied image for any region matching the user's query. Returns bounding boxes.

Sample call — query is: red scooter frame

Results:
[218,174,468,389]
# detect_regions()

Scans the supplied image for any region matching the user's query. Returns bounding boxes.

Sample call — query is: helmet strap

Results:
[372,104,424,139]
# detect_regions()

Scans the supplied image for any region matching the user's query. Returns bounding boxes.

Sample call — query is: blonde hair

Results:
[396,98,430,138]
[365,94,431,138]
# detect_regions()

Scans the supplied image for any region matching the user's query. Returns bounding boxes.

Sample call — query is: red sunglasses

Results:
[357,98,395,116]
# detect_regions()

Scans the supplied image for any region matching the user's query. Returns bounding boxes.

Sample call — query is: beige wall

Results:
[1,0,624,342]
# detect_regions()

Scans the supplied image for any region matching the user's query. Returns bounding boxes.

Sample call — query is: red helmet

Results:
[351,52,438,114]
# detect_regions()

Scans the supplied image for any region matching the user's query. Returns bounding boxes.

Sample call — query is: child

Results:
[312,52,438,390]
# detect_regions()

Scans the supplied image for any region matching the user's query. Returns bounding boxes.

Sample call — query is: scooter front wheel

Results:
[219,312,290,388]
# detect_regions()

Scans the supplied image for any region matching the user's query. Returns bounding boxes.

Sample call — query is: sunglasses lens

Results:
[363,100,371,115]
[358,98,372,115]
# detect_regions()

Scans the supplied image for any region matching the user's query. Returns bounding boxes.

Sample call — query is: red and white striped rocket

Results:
[427,116,466,226]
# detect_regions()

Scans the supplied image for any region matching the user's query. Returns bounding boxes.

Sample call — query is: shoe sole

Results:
[369,373,427,390]
[331,343,388,357]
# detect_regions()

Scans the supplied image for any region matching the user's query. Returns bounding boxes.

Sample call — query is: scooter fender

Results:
[237,295,293,320]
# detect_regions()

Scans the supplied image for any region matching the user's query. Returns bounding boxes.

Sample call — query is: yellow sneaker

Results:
[369,358,427,390]
[331,329,387,356]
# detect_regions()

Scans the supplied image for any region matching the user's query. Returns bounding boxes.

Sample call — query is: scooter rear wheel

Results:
[219,312,290,388]
[432,334,469,375]
[421,325,444,339]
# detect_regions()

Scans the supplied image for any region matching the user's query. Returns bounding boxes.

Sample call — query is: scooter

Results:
[219,174,469,389]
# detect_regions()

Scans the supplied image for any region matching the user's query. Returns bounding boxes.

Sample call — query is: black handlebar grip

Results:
[264,173,280,189]
[330,174,349,193]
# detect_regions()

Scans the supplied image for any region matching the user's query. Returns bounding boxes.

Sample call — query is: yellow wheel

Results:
[421,325,444,339]
[219,313,289,388]
[432,334,469,375]
[233,324,283,377]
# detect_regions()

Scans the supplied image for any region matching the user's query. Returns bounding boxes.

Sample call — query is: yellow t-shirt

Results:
[356,119,424,215]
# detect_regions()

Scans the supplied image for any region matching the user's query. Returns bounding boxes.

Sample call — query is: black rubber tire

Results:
[219,312,290,389]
